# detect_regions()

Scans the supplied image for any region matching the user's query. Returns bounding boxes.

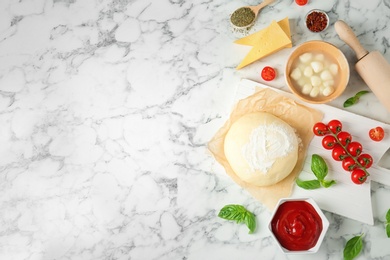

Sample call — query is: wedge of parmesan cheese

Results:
[235,18,292,70]
[234,17,291,46]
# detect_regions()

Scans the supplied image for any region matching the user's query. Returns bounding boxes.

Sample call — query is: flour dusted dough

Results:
[224,112,298,187]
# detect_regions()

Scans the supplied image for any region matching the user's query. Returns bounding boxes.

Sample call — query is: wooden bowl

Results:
[285,41,350,104]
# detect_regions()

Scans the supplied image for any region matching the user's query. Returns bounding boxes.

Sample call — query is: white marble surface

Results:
[1,0,390,259]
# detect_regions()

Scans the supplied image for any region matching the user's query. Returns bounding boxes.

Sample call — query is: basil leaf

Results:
[343,234,364,260]
[311,154,328,181]
[218,204,246,220]
[244,211,256,234]
[218,204,256,234]
[321,179,336,188]
[343,96,357,108]
[386,209,390,223]
[343,90,370,108]
[355,90,370,98]
[296,179,321,189]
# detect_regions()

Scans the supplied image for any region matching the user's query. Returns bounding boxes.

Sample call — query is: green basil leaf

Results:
[218,204,256,234]
[386,208,390,223]
[343,91,370,108]
[296,179,321,190]
[343,96,357,108]
[386,224,390,238]
[244,211,256,234]
[311,154,328,181]
[218,204,246,220]
[321,179,336,188]
[355,90,370,98]
[343,234,364,260]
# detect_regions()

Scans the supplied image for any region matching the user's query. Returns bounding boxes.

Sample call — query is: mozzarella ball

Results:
[302,83,313,95]
[323,86,335,96]
[320,70,333,81]
[303,66,314,77]
[310,87,320,97]
[299,53,313,63]
[310,75,322,87]
[290,68,302,81]
[311,61,324,73]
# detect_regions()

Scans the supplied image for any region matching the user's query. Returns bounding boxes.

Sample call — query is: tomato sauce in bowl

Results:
[269,198,329,253]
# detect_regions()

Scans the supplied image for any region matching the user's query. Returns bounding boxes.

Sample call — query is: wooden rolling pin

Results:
[335,20,390,113]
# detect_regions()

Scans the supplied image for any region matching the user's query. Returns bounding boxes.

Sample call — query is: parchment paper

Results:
[208,88,323,210]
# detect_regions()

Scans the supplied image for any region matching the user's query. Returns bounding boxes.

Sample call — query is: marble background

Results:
[1,0,390,259]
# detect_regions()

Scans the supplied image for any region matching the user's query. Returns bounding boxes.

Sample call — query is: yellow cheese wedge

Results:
[235,18,292,70]
[235,17,291,46]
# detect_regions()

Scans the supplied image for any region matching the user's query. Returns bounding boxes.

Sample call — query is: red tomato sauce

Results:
[271,201,323,251]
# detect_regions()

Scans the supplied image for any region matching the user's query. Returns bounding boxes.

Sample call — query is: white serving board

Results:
[234,79,390,225]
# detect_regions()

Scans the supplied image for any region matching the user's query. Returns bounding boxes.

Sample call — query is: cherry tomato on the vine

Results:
[313,122,328,136]
[295,0,308,6]
[328,119,342,134]
[347,142,363,157]
[314,118,372,184]
[342,157,357,172]
[332,144,347,161]
[337,131,352,146]
[261,66,276,81]
[369,126,385,142]
[358,154,373,169]
[351,168,367,185]
[322,135,337,150]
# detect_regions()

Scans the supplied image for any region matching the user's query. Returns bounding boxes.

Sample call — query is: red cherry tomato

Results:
[295,0,308,6]
[328,119,342,134]
[369,126,385,142]
[332,144,347,161]
[351,168,367,184]
[337,131,352,146]
[261,66,276,81]
[313,122,328,136]
[322,135,337,150]
[347,142,363,157]
[358,154,373,169]
[342,157,357,171]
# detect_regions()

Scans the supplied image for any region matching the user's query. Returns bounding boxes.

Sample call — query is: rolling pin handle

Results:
[335,20,369,60]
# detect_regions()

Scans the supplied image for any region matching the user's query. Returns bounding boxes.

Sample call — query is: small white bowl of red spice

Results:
[305,9,329,33]
[268,197,329,254]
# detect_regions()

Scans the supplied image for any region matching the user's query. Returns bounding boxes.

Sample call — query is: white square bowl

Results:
[268,197,329,254]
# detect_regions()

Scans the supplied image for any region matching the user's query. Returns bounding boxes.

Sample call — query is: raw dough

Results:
[224,112,298,186]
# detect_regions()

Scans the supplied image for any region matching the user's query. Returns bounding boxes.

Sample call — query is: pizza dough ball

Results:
[224,112,299,187]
